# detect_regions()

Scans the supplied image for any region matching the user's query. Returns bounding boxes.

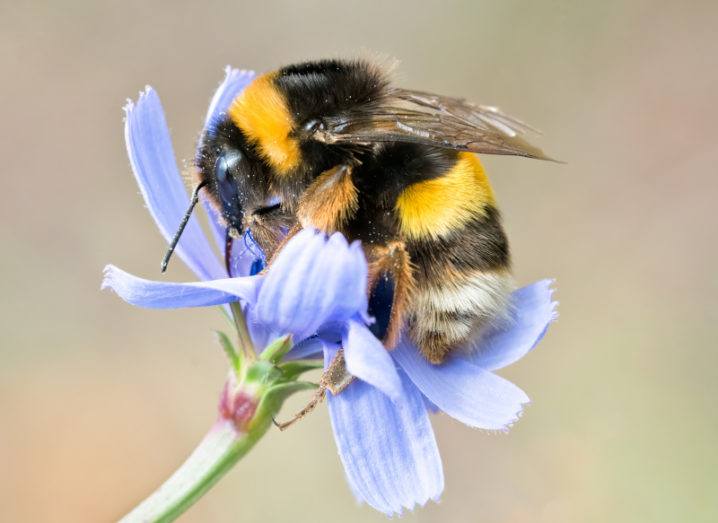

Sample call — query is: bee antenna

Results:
[160,180,208,273]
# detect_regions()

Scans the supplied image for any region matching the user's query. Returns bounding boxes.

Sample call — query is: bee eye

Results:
[215,151,242,182]
[302,118,326,134]
[214,151,243,226]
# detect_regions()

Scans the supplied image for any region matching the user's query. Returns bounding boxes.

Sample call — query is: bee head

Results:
[162,60,390,272]
[195,117,273,238]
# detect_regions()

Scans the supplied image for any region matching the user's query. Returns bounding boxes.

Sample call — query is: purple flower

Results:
[103,67,558,516]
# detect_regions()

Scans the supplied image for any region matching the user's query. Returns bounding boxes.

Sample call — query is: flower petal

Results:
[393,340,529,430]
[245,315,276,350]
[252,230,368,340]
[102,265,259,308]
[326,349,444,516]
[285,336,337,360]
[342,319,402,400]
[468,279,558,371]
[124,88,224,280]
[201,68,257,258]
[423,395,441,414]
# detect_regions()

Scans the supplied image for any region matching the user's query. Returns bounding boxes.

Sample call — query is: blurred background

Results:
[1,1,716,521]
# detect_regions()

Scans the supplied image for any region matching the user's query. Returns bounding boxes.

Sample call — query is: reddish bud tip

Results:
[219,382,258,432]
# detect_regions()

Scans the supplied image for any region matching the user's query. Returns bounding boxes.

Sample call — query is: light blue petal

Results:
[201,68,257,258]
[198,202,236,276]
[285,336,338,360]
[468,279,558,371]
[245,316,276,351]
[393,340,529,430]
[423,395,441,414]
[124,88,224,281]
[343,319,402,400]
[102,265,259,308]
[326,348,444,516]
[252,230,368,340]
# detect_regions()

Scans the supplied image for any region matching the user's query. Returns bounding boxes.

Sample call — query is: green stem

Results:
[119,418,269,523]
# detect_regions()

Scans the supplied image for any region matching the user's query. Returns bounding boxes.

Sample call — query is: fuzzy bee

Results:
[164,59,551,365]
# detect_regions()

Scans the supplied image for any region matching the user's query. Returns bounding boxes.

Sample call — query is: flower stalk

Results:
[120,419,264,523]
[120,306,317,522]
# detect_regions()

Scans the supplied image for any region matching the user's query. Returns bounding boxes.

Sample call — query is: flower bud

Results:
[218,372,259,432]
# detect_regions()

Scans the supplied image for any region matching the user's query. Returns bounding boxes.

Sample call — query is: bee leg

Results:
[262,162,359,275]
[274,349,354,431]
[322,349,355,395]
[366,241,416,349]
[297,164,359,233]
[273,385,325,431]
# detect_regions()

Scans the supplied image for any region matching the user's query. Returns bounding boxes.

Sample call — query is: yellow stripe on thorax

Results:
[396,152,496,240]
[228,73,300,174]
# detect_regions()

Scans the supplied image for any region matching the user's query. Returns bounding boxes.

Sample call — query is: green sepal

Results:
[214,331,241,374]
[259,334,293,364]
[249,381,318,431]
[244,359,283,387]
[278,359,324,381]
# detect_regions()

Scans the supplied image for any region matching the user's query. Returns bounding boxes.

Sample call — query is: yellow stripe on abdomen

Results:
[228,73,300,174]
[395,152,496,240]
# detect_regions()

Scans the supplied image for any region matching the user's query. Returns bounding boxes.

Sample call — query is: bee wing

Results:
[313,88,554,161]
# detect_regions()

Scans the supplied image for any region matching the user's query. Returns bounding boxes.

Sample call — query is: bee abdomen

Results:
[408,270,514,364]
[404,200,513,363]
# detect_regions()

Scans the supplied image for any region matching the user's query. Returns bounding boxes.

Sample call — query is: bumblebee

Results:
[167,59,551,365]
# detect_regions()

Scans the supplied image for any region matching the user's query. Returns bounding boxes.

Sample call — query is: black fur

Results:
[274,59,390,192]
[275,59,388,125]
